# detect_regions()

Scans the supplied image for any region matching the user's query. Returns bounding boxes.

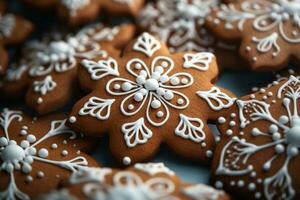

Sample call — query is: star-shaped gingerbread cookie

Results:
[0,23,135,115]
[68,32,235,166]
[211,75,300,199]
[0,108,99,200]
[38,163,230,200]
[206,0,300,71]
[24,0,144,26]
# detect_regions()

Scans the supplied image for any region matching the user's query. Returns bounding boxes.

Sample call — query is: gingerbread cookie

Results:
[68,32,236,165]
[38,162,230,200]
[211,75,300,199]
[0,108,99,200]
[0,23,135,115]
[0,0,34,75]
[24,0,144,26]
[206,0,300,71]
[137,0,246,70]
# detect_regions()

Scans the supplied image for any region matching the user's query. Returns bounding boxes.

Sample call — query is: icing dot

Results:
[237,180,245,187]
[252,57,257,62]
[27,135,36,143]
[139,88,147,96]
[206,150,213,158]
[25,175,33,183]
[226,129,233,136]
[177,98,184,105]
[215,181,223,189]
[20,140,30,148]
[0,137,8,146]
[61,150,68,157]
[135,63,142,69]
[164,91,174,100]
[22,163,32,174]
[218,117,226,124]
[201,142,207,148]
[51,143,58,149]
[255,192,261,199]
[170,77,180,85]
[27,147,36,156]
[230,113,236,118]
[156,111,164,118]
[114,84,121,90]
[181,78,188,84]
[36,97,43,104]
[149,98,162,109]
[248,183,256,191]
[128,104,134,110]
[275,144,285,154]
[159,75,169,83]
[229,121,236,127]
[139,70,147,77]
[161,61,168,68]
[134,92,144,102]
[245,46,251,51]
[155,66,164,74]
[63,140,67,144]
[136,76,146,85]
[38,148,49,158]
[20,130,28,136]
[37,171,44,178]
[122,82,132,91]
[69,116,77,123]
[123,156,131,165]
[157,88,165,96]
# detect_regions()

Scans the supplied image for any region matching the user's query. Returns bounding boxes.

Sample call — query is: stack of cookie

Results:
[0,0,299,199]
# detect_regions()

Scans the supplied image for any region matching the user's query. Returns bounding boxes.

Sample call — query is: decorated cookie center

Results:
[276,0,300,14]
[1,142,25,163]
[270,0,300,23]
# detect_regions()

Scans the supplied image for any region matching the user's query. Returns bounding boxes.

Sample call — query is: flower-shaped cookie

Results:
[0,108,99,200]
[68,32,235,165]
[137,0,244,70]
[211,75,300,199]
[24,0,144,26]
[0,23,135,115]
[39,163,230,200]
[207,0,300,71]
[0,0,34,75]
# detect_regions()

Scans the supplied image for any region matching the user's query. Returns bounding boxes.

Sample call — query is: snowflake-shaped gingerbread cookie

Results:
[24,0,144,25]
[212,75,300,199]
[0,108,99,200]
[137,0,245,70]
[68,32,235,165]
[0,0,34,75]
[207,0,300,71]
[39,163,230,200]
[0,23,135,115]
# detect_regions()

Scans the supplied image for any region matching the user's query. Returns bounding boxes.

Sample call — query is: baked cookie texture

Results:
[0,23,135,115]
[0,0,34,75]
[68,32,236,166]
[137,0,246,70]
[206,0,300,72]
[0,108,99,200]
[38,163,230,200]
[211,75,300,199]
[23,0,144,26]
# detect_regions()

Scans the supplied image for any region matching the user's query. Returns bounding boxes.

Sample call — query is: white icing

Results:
[62,0,90,16]
[0,14,16,39]
[182,184,225,200]
[133,32,161,57]
[79,97,115,120]
[33,75,57,95]
[134,163,175,176]
[183,52,214,71]
[197,86,235,111]
[175,114,206,143]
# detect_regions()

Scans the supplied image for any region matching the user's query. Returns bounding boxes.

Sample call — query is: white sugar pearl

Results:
[136,76,146,85]
[134,92,144,102]
[27,135,36,143]
[37,171,44,178]
[155,66,164,74]
[135,63,142,69]
[164,91,174,100]
[123,156,131,165]
[139,70,147,77]
[38,148,49,158]
[128,104,134,110]
[20,140,30,148]
[27,147,37,156]
[161,61,168,68]
[151,72,161,80]
[159,75,169,83]
[20,129,28,136]
[69,116,76,123]
[0,137,8,146]
[22,163,32,174]
[170,77,180,85]
[157,88,165,96]
[62,150,68,156]
[122,82,133,92]
[114,84,121,90]
[181,78,188,84]
[151,99,161,109]
[177,98,184,105]
[51,143,58,149]
[156,111,164,118]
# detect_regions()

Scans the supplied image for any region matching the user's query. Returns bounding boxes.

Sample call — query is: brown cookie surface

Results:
[211,75,300,199]
[0,23,135,115]
[68,32,236,166]
[137,0,245,70]
[38,163,230,200]
[0,108,99,200]
[206,0,300,72]
[24,0,144,26]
